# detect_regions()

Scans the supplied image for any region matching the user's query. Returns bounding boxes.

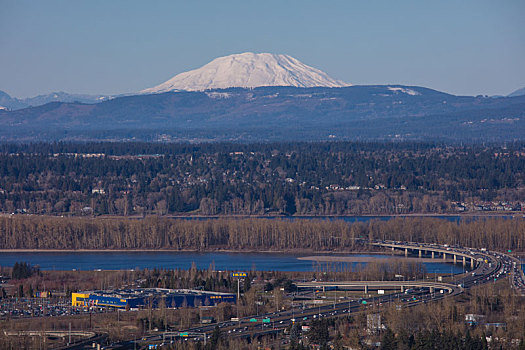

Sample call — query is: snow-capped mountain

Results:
[141,52,350,93]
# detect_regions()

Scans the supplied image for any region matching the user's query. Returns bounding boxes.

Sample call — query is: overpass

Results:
[296,281,461,294]
[4,331,96,338]
[296,280,457,294]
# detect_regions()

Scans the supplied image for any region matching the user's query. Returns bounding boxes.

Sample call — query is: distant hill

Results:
[0,85,523,142]
[0,90,112,111]
[509,87,525,97]
[0,90,27,110]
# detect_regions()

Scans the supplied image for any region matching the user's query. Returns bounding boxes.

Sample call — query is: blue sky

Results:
[1,0,524,97]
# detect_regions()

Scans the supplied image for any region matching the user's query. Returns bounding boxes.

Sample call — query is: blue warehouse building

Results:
[72,288,236,309]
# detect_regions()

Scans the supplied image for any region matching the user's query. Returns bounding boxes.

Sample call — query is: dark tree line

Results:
[11,262,39,280]
[0,216,523,252]
[0,141,523,216]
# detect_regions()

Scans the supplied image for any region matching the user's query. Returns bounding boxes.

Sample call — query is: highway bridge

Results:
[371,241,481,268]
[371,240,525,294]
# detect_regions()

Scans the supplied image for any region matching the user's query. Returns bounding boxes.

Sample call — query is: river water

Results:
[0,251,464,273]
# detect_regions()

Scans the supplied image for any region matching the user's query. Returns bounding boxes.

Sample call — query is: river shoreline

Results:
[0,248,391,254]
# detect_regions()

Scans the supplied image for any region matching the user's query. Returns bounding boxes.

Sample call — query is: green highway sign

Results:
[249,318,257,322]
[262,318,271,323]
[179,332,189,337]
[362,300,367,304]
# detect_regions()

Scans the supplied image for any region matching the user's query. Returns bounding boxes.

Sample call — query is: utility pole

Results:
[237,278,240,306]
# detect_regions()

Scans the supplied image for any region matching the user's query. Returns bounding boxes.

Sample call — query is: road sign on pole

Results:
[231,272,246,323]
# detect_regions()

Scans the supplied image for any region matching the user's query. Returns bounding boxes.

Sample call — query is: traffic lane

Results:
[182,290,439,339]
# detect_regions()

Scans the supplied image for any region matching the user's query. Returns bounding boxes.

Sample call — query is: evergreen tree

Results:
[380,328,397,350]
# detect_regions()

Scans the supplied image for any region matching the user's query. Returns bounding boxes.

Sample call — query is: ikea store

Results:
[72,288,236,309]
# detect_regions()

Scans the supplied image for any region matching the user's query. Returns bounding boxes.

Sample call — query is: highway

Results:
[371,240,525,293]
[133,289,449,346]
[114,240,525,348]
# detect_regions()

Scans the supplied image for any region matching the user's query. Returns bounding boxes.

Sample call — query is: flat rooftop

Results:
[82,288,235,299]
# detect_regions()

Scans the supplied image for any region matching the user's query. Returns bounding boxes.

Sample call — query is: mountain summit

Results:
[141,52,350,93]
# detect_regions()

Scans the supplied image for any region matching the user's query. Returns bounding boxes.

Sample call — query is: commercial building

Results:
[72,288,236,309]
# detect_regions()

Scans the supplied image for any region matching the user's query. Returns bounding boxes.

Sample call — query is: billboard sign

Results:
[231,272,247,278]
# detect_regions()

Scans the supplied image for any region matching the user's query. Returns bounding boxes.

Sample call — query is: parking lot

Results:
[0,297,112,319]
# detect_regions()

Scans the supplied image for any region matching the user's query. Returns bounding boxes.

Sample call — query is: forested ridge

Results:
[0,141,523,216]
[0,216,523,252]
